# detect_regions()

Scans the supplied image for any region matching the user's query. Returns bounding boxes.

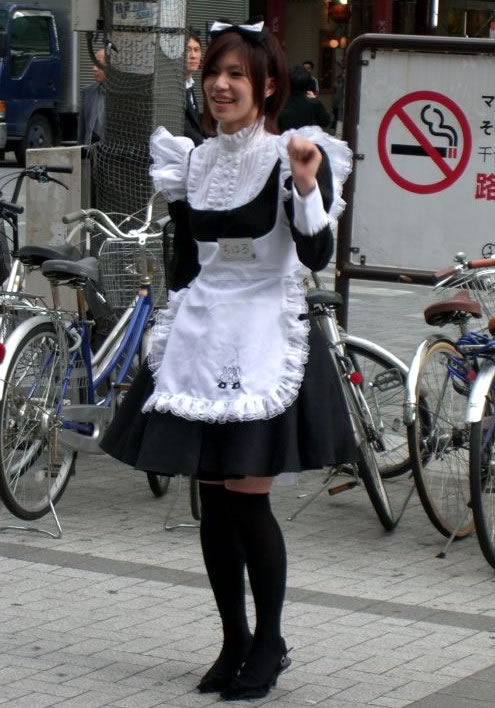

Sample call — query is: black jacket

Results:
[278,93,330,133]
[184,85,204,147]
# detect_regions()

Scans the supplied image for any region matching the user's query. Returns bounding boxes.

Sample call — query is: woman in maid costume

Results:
[101,18,355,701]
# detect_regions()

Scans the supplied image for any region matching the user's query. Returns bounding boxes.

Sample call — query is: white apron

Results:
[144,228,310,423]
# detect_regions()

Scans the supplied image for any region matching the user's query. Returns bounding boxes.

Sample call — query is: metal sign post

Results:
[336,34,495,327]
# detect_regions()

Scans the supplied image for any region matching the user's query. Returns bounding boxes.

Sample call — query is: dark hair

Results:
[289,65,312,93]
[201,28,289,135]
[187,26,201,47]
[303,60,314,70]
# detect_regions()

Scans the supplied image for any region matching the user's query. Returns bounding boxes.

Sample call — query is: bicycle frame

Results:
[58,282,154,454]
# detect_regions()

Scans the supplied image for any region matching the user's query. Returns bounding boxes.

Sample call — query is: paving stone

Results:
[0,694,58,708]
[1,277,495,706]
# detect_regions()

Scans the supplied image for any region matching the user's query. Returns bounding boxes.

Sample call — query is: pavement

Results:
[1,276,495,708]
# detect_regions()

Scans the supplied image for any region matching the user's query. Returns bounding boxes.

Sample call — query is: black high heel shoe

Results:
[197,639,252,694]
[220,639,292,701]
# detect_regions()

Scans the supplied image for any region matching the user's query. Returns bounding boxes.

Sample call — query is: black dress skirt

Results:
[100,320,358,481]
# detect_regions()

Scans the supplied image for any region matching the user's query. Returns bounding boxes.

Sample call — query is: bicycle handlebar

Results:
[0,199,23,215]
[467,257,495,269]
[62,193,165,241]
[432,265,458,282]
[433,256,495,285]
[40,165,73,174]
[62,210,86,224]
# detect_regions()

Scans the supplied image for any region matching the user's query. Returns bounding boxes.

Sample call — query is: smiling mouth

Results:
[212,97,234,104]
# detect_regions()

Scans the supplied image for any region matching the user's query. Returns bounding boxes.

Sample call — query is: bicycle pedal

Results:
[328,480,358,496]
[373,368,402,392]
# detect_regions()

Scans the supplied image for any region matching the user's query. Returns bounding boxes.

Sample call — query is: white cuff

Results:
[292,183,329,236]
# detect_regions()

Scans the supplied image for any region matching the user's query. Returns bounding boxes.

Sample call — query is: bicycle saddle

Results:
[16,243,80,267]
[424,290,482,327]
[305,288,343,309]
[41,256,99,287]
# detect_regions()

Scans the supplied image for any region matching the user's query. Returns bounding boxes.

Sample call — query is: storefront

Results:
[252,0,495,111]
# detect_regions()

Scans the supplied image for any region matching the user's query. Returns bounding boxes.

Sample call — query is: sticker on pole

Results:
[377,91,471,194]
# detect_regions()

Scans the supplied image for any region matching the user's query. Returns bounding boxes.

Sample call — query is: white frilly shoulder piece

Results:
[149,126,195,202]
[277,127,353,231]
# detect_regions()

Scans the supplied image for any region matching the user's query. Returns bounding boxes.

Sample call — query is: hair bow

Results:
[209,20,268,44]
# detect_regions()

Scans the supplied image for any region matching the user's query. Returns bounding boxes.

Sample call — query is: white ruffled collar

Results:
[217,119,266,152]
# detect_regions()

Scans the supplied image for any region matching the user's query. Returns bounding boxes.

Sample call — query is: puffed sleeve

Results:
[277,127,352,271]
[149,126,195,202]
[277,126,352,232]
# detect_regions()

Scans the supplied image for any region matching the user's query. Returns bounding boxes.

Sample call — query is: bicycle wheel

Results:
[341,368,398,530]
[0,322,76,520]
[408,338,473,538]
[470,372,495,568]
[146,473,171,498]
[357,435,397,531]
[348,342,421,479]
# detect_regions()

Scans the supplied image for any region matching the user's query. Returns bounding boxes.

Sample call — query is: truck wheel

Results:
[15,115,54,166]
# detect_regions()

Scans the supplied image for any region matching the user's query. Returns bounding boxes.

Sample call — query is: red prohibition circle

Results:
[377,90,472,194]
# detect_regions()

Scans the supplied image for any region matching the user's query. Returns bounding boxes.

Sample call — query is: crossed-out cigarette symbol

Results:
[391,104,458,159]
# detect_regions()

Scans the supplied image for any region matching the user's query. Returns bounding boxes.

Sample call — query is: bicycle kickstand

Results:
[436,507,472,559]
[287,467,341,521]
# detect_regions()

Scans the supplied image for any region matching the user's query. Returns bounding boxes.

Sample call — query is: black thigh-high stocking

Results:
[197,483,252,691]
[225,490,287,673]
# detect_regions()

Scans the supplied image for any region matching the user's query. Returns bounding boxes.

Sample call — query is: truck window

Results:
[10,15,51,78]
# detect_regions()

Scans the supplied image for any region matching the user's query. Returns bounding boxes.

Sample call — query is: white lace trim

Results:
[187,122,279,211]
[143,279,310,423]
[216,120,267,151]
[277,126,353,231]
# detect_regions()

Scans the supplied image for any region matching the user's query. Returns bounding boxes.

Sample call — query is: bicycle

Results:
[288,272,421,530]
[0,164,78,340]
[0,193,170,522]
[404,253,495,556]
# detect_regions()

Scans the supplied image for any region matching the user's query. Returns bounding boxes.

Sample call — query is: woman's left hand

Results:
[287,135,322,197]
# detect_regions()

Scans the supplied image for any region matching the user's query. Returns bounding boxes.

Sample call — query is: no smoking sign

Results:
[377,90,472,194]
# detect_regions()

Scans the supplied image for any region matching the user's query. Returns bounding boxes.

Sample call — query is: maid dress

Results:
[100,121,358,481]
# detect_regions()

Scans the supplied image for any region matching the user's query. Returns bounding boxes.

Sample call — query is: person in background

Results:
[78,48,106,146]
[184,30,204,146]
[278,65,330,132]
[302,59,319,95]
[101,18,355,702]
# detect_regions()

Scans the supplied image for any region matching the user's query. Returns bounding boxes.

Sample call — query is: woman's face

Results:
[203,49,259,134]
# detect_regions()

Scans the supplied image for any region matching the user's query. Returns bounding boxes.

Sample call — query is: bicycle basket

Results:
[434,267,495,329]
[98,237,167,311]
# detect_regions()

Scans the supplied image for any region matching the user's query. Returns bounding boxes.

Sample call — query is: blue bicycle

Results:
[0,194,170,520]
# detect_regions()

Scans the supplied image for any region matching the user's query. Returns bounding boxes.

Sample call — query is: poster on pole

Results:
[351,48,495,269]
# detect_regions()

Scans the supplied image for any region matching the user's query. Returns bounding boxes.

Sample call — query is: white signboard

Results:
[352,49,495,269]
